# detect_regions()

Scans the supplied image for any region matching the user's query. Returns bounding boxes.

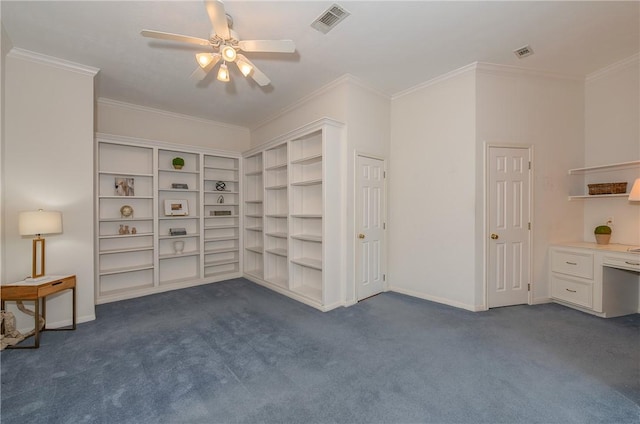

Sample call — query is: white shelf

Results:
[99,246,154,255]
[246,227,263,232]
[99,264,154,276]
[204,203,239,206]
[99,171,154,177]
[205,236,239,242]
[265,214,287,218]
[266,276,288,288]
[265,163,287,171]
[245,170,263,176]
[245,200,263,204]
[203,165,238,171]
[204,225,239,230]
[158,215,200,220]
[290,214,322,219]
[291,257,322,270]
[245,269,264,279]
[203,190,239,194]
[291,179,322,186]
[246,246,264,254]
[291,284,322,301]
[99,217,153,222]
[290,154,322,165]
[569,193,630,200]
[265,248,287,257]
[158,188,199,193]
[568,160,640,174]
[265,184,287,190]
[99,232,153,239]
[204,247,239,254]
[265,232,288,238]
[245,214,263,218]
[99,195,154,199]
[206,214,239,219]
[204,258,239,267]
[159,168,200,174]
[291,234,322,242]
[159,251,200,260]
[158,234,200,240]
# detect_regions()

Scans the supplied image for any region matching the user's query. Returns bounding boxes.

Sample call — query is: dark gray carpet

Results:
[1,278,639,423]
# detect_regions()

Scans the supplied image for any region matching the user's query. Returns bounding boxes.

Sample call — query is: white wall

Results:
[476,65,585,304]
[1,23,13,283]
[389,67,478,310]
[584,55,640,245]
[4,50,97,328]
[97,98,250,152]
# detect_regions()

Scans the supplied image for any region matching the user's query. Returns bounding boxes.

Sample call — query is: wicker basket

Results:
[588,182,627,195]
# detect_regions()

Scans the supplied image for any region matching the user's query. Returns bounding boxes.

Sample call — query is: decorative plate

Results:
[120,205,134,218]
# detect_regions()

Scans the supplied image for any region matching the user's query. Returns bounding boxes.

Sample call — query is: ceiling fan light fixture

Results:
[217,63,230,82]
[236,58,253,77]
[221,44,237,62]
[196,53,214,68]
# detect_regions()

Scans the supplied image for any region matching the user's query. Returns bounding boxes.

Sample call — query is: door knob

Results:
[491,233,499,240]
[358,234,365,239]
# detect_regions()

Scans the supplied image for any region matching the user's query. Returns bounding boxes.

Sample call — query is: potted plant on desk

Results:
[594,223,612,245]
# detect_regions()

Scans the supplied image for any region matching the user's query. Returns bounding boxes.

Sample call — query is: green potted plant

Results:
[172,157,185,170]
[594,223,612,245]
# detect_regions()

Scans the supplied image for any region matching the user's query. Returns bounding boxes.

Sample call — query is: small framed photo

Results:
[164,199,189,216]
[114,177,135,196]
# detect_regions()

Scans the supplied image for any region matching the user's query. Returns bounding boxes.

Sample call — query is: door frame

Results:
[353,152,388,301]
[483,143,534,310]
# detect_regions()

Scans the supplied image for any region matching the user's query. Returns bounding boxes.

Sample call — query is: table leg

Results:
[42,296,47,330]
[72,286,77,330]
[34,299,40,348]
[1,300,5,336]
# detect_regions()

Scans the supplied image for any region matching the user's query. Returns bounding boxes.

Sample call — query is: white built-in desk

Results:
[550,243,640,317]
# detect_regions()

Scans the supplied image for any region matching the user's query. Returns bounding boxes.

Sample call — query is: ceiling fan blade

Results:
[190,53,221,81]
[205,0,230,40]
[238,39,295,53]
[237,54,270,86]
[141,30,210,46]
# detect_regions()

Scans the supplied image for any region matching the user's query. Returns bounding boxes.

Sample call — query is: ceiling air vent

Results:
[311,4,350,34]
[513,45,534,59]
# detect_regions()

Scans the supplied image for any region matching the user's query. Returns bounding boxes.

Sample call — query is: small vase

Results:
[595,234,611,245]
[173,240,185,254]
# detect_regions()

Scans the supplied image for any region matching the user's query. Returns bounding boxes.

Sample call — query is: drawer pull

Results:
[625,261,640,266]
[565,288,577,293]
[565,261,577,265]
[52,281,63,286]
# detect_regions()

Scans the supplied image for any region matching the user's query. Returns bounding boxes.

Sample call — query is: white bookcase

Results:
[242,118,346,311]
[243,152,264,279]
[95,134,242,304]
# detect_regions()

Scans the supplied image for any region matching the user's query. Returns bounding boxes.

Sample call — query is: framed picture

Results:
[114,177,135,196]
[164,199,189,216]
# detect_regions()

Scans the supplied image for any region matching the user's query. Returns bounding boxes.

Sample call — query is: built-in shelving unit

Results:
[568,160,640,200]
[241,118,346,311]
[95,135,241,304]
[243,152,264,279]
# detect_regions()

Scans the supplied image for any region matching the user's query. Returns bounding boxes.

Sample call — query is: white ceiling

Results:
[3,1,639,128]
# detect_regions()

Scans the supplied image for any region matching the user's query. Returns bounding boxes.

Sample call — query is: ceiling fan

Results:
[141,0,295,86]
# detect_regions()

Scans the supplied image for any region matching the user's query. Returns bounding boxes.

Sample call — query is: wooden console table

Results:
[1,274,76,348]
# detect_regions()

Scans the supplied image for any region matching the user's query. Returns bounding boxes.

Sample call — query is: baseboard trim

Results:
[389,286,483,312]
[532,297,552,305]
[18,313,96,333]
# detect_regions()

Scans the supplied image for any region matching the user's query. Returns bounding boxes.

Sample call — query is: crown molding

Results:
[95,132,241,157]
[586,53,639,83]
[97,97,249,132]
[474,62,582,81]
[391,63,478,100]
[7,47,99,77]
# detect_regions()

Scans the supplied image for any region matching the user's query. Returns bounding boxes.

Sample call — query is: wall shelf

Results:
[568,160,640,174]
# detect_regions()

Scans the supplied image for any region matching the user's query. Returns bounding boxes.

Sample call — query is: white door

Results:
[356,155,386,300]
[487,146,531,308]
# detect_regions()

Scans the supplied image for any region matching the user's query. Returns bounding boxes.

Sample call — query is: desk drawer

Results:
[551,274,593,309]
[603,255,640,273]
[551,249,594,279]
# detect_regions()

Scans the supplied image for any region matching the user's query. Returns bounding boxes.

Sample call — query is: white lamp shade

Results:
[629,179,640,201]
[19,210,63,236]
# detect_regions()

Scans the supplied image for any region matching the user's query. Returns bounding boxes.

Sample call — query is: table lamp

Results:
[18,209,63,280]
